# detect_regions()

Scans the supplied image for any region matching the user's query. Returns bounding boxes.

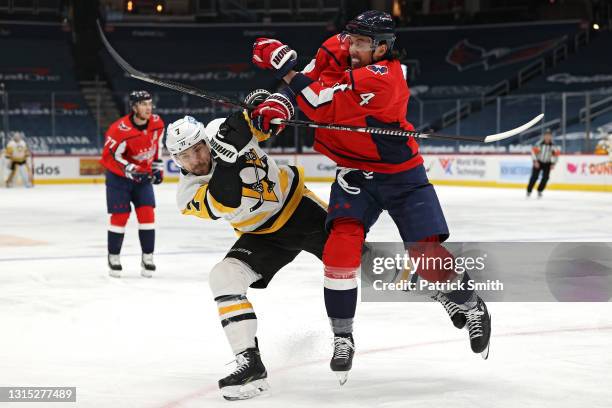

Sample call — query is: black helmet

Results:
[129,90,152,106]
[344,10,396,52]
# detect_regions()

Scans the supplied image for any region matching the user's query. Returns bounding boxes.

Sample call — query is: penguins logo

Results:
[240,149,278,212]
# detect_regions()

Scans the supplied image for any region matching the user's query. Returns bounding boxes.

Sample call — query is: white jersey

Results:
[5,139,29,163]
[177,136,306,235]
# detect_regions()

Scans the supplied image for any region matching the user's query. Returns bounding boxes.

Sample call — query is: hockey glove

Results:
[250,93,294,135]
[210,112,253,166]
[124,163,149,183]
[151,159,164,184]
[252,38,298,79]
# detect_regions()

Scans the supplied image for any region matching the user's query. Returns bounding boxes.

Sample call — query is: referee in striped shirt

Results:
[527,129,560,198]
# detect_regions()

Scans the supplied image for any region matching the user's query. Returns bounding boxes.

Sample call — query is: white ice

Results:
[1,183,611,408]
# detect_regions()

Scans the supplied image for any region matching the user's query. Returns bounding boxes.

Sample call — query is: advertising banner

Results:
[30,154,612,192]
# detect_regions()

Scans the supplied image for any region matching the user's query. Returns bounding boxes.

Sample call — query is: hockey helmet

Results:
[166,115,209,168]
[344,10,396,53]
[129,90,152,106]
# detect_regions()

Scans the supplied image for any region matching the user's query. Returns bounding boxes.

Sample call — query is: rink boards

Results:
[20,153,612,192]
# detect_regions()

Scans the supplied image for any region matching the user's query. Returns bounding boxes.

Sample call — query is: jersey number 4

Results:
[359,93,375,106]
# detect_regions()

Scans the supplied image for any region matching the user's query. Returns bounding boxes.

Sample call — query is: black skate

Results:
[219,342,269,400]
[330,333,355,386]
[465,296,491,359]
[432,292,467,329]
[141,253,155,278]
[108,254,122,278]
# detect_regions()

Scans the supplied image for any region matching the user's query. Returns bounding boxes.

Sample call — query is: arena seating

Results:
[0,22,99,153]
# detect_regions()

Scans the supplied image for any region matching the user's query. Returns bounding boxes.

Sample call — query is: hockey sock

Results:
[108,212,129,254]
[215,294,257,354]
[410,236,477,308]
[323,218,363,334]
[444,272,477,310]
[136,206,155,253]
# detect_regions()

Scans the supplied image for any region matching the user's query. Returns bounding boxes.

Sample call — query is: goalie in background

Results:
[4,133,33,188]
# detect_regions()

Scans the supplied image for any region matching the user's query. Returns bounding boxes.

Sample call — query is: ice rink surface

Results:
[1,182,611,408]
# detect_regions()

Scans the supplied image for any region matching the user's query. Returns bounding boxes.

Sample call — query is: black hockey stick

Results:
[96,20,253,110]
[97,20,543,143]
[269,114,544,143]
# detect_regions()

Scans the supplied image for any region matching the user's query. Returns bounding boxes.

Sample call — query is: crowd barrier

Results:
[22,153,612,192]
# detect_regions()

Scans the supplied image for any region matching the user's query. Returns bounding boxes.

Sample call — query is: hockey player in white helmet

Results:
[167,90,403,398]
[167,90,330,400]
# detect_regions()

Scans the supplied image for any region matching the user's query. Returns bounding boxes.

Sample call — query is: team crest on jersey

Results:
[132,145,157,162]
[118,121,131,131]
[239,148,278,212]
[366,65,388,75]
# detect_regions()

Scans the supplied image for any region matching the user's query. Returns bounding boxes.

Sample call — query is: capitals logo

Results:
[439,158,454,175]
[366,65,388,75]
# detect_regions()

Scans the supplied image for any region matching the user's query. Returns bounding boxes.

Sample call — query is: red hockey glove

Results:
[250,93,294,135]
[252,38,297,79]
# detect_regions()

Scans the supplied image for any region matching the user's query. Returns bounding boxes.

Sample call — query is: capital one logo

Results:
[439,158,454,175]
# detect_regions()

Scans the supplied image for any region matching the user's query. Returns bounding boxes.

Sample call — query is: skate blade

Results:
[480,312,491,360]
[335,371,349,386]
[140,266,154,278]
[480,342,490,360]
[221,379,270,401]
[109,270,121,278]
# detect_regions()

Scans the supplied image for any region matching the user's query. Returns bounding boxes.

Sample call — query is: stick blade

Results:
[483,113,544,143]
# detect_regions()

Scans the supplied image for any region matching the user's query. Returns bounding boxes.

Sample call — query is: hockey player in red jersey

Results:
[100,90,165,278]
[251,10,492,381]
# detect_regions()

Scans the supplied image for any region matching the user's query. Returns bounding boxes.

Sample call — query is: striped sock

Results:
[215,294,257,354]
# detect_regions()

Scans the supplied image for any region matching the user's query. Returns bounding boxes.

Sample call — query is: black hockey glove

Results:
[210,111,253,166]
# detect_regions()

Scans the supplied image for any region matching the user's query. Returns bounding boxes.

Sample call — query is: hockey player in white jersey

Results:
[167,90,367,399]
[4,134,32,188]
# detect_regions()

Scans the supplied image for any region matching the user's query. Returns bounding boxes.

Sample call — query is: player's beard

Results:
[135,111,151,122]
[350,53,371,69]
[188,155,212,176]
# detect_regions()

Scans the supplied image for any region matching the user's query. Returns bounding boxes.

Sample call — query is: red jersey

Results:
[290,36,421,174]
[302,34,350,85]
[100,114,165,178]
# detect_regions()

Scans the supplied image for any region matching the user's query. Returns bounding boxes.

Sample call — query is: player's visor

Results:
[340,32,376,52]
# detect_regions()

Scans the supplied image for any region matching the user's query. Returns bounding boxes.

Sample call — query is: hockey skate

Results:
[108,254,122,278]
[141,253,155,278]
[432,291,466,329]
[465,296,491,359]
[219,343,269,401]
[330,333,355,386]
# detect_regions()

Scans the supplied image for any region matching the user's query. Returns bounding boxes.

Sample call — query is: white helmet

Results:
[166,115,207,168]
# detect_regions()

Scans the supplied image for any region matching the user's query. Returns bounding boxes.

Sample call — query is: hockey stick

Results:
[270,114,544,143]
[96,20,253,110]
[97,21,543,144]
